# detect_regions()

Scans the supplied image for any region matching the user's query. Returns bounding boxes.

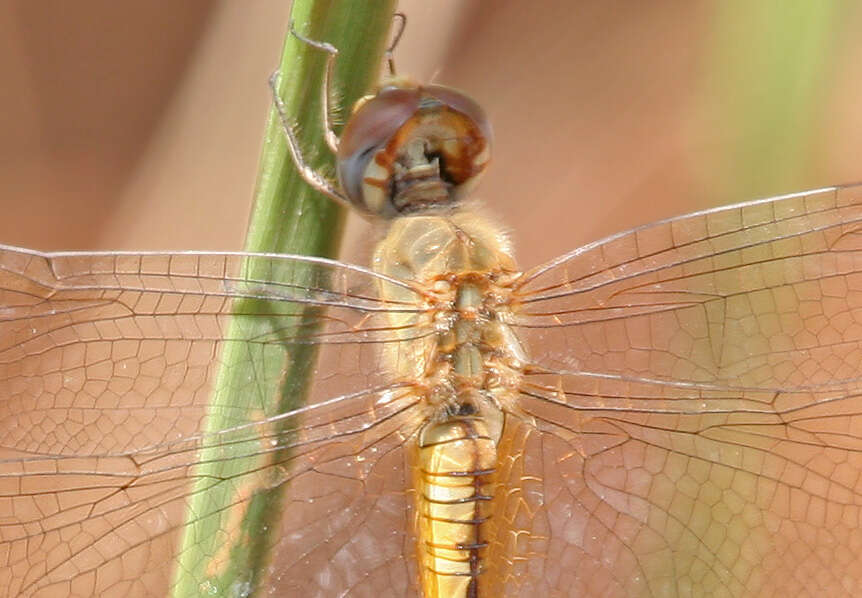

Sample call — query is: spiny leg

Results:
[268,69,348,205]
[287,12,408,149]
[288,21,341,154]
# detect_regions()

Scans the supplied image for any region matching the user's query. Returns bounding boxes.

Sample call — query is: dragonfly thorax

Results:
[372,209,524,428]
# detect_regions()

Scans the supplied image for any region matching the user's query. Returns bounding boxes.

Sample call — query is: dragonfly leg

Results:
[270,14,408,206]
[288,21,341,154]
[268,70,349,205]
[383,12,407,77]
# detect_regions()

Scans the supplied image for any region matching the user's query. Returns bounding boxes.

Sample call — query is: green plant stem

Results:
[170,2,396,596]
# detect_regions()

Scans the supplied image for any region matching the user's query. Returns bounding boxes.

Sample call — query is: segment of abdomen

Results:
[416,417,498,598]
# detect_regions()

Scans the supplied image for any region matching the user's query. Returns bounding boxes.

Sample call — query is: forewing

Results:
[515,183,862,389]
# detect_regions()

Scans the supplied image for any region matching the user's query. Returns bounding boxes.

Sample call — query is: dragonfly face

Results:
[4,41,862,598]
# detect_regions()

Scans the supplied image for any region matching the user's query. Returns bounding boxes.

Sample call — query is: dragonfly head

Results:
[336,78,492,219]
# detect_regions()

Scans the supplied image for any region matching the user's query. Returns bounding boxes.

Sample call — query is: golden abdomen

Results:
[416,417,497,598]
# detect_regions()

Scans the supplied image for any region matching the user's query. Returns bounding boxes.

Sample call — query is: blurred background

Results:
[1,0,861,268]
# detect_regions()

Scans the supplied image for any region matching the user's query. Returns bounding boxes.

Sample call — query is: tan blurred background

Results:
[1,0,861,269]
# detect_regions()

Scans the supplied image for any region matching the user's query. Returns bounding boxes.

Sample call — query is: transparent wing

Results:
[516,183,862,390]
[1,247,432,452]
[504,183,862,596]
[0,247,431,597]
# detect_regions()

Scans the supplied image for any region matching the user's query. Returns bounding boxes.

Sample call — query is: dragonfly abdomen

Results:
[416,418,497,598]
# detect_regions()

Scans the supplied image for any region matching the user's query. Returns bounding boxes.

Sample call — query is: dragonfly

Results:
[4,23,862,598]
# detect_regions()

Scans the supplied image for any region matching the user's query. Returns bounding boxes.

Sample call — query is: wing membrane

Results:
[514,184,862,390]
[0,247,431,455]
[493,369,862,596]
[2,384,423,597]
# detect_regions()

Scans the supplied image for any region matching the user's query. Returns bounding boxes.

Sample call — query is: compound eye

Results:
[336,82,492,218]
[336,86,421,215]
[424,84,493,150]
